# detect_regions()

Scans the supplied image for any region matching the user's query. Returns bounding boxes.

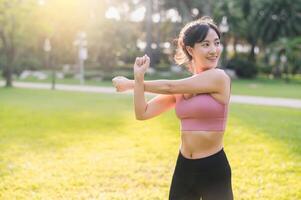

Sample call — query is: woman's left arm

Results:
[147,69,227,94]
[114,69,229,94]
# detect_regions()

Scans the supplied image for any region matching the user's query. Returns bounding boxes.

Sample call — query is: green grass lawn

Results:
[0,88,300,199]
[231,77,301,99]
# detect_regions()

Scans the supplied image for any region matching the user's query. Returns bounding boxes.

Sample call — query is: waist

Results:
[180,118,227,132]
[180,130,224,159]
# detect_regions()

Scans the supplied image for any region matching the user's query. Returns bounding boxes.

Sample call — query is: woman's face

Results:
[188,28,222,73]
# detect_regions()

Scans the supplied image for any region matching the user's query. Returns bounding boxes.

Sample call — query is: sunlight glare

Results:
[105,7,120,20]
[130,6,145,22]
[166,9,181,22]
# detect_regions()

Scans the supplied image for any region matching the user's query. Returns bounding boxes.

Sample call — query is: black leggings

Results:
[169,148,233,200]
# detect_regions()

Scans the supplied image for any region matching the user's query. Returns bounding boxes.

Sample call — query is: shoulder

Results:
[216,68,231,83]
[198,68,230,84]
[202,68,228,76]
[203,69,231,94]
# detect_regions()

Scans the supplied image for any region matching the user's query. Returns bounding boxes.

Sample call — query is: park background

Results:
[0,0,300,199]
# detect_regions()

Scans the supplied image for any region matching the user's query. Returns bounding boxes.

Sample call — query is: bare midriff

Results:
[180,130,224,159]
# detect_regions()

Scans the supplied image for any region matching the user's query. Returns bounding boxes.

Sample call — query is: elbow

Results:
[135,104,148,120]
[135,111,146,120]
[135,115,146,121]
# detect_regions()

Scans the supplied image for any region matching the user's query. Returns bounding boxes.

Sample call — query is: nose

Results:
[208,45,217,55]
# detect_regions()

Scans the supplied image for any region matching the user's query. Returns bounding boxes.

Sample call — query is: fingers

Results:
[135,57,140,66]
[112,76,120,84]
[135,57,142,66]
[145,55,150,66]
[112,76,118,83]
[136,57,144,66]
[135,54,150,66]
[142,54,149,65]
[141,55,146,64]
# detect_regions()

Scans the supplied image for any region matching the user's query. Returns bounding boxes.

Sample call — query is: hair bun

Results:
[198,16,215,24]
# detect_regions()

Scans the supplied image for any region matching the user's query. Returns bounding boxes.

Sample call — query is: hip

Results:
[175,148,231,174]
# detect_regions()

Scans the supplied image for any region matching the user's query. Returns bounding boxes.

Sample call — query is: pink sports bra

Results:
[175,94,228,132]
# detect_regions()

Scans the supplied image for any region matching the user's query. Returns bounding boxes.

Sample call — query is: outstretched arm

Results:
[113,68,229,95]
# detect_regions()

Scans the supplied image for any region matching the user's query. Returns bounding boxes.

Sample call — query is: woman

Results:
[112,16,233,200]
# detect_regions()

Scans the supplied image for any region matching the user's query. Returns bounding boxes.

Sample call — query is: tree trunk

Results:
[4,65,13,87]
[273,64,282,79]
[221,34,228,67]
[4,48,15,87]
[273,55,282,79]
[248,41,256,62]
[233,37,238,57]
[284,64,290,83]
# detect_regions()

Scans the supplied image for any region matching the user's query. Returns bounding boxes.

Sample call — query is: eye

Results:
[215,41,221,46]
[201,42,209,47]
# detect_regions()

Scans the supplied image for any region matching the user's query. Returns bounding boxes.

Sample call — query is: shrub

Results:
[226,57,258,78]
[257,63,273,75]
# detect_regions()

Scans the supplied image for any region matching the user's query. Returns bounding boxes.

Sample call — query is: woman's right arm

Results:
[131,55,176,121]
[135,94,176,120]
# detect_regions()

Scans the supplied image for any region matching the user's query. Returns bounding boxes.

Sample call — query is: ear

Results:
[185,46,194,58]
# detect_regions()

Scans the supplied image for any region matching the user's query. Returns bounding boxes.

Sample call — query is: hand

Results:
[134,54,150,79]
[112,76,132,92]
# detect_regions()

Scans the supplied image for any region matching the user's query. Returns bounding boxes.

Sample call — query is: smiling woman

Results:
[112,16,233,200]
[174,16,222,74]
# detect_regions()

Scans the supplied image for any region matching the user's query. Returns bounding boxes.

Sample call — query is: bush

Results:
[257,63,273,75]
[14,57,42,76]
[226,57,258,78]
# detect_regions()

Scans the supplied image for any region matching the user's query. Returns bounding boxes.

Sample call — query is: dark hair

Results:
[174,16,221,72]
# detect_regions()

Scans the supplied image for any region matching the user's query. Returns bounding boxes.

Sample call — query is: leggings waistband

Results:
[179,148,224,161]
[176,148,229,171]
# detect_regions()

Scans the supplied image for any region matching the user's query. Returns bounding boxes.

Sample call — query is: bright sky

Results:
[105,6,181,22]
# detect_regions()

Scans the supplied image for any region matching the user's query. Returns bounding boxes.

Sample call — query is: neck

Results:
[191,60,204,74]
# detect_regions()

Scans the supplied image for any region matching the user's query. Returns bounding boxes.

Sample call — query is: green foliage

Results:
[226,56,258,78]
[257,64,273,75]
[0,0,300,85]
[0,0,38,86]
[255,0,301,44]
[88,19,141,73]
[14,57,42,75]
[275,37,300,68]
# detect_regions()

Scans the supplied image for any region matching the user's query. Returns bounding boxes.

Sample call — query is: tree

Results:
[35,0,96,68]
[0,0,37,87]
[87,19,140,78]
[256,0,301,45]
[268,37,301,80]
[255,0,301,78]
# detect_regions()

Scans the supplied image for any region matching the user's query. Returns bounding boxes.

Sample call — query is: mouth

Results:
[206,56,218,62]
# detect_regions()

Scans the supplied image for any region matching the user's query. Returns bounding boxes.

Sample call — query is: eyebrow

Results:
[202,38,220,43]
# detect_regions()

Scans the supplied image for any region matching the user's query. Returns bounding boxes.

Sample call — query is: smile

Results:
[206,57,218,61]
